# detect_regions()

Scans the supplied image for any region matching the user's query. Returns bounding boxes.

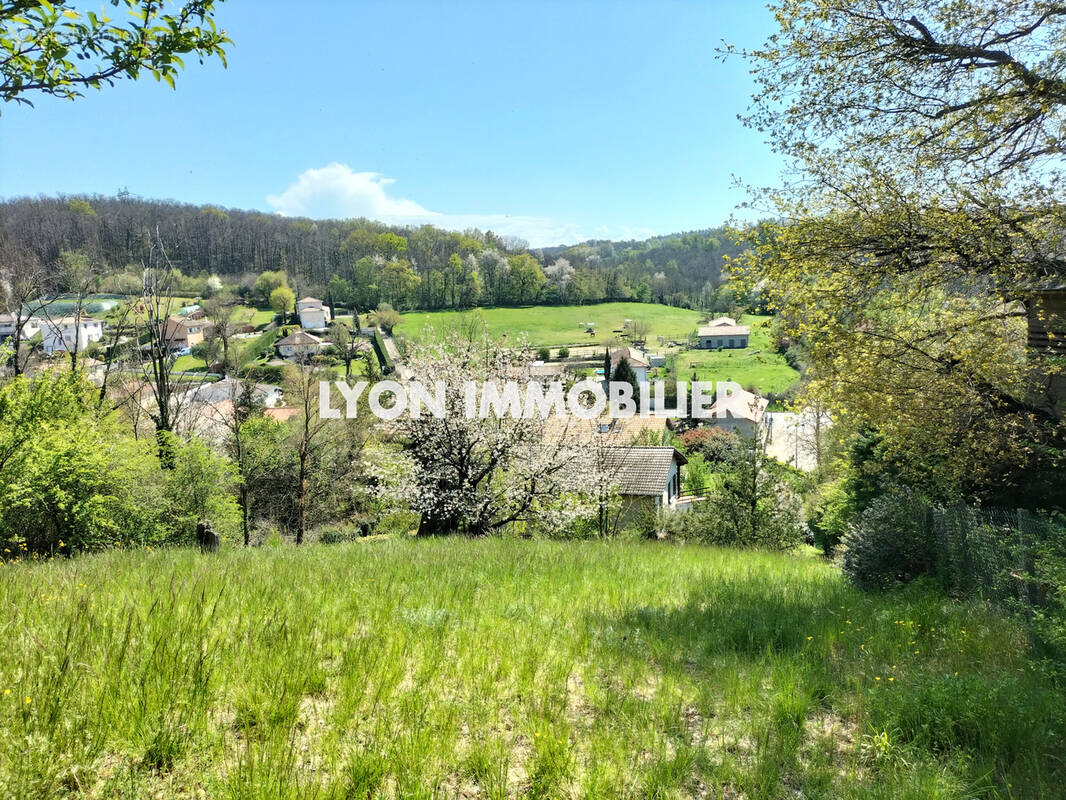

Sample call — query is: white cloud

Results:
[265,163,643,248]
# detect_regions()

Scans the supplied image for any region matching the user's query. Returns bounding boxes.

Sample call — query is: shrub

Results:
[537,346,551,361]
[317,525,361,544]
[840,487,936,589]
[807,479,850,555]
[557,346,570,359]
[678,426,739,462]
[376,511,420,537]
[241,364,286,384]
[239,328,279,365]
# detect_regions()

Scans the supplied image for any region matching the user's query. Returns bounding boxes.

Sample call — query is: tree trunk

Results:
[296,449,308,544]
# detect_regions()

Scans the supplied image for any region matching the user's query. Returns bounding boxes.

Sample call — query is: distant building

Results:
[609,346,651,384]
[707,387,768,437]
[164,316,211,351]
[41,316,104,355]
[697,317,750,349]
[276,329,325,359]
[0,314,43,340]
[297,297,331,330]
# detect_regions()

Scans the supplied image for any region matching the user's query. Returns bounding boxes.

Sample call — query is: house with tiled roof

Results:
[600,446,687,511]
[275,329,325,359]
[164,315,210,352]
[707,387,768,437]
[608,346,651,384]
[297,297,331,330]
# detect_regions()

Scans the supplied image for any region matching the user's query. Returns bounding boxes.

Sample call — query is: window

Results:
[728,339,735,348]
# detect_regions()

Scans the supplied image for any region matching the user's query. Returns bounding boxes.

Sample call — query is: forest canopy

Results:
[0,194,746,311]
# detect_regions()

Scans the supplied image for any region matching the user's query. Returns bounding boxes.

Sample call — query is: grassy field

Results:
[672,316,798,395]
[1,539,1061,799]
[396,305,800,394]
[396,303,705,347]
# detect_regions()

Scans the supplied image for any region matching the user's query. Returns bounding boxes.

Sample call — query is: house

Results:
[697,317,750,349]
[608,346,651,384]
[164,316,211,351]
[600,446,687,511]
[276,329,325,359]
[0,314,43,340]
[182,379,288,439]
[41,316,104,355]
[297,297,331,330]
[707,387,768,437]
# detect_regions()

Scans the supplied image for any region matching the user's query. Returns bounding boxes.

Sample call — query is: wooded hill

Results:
[0,194,746,311]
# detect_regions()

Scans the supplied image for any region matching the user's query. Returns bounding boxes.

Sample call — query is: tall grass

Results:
[0,539,1062,799]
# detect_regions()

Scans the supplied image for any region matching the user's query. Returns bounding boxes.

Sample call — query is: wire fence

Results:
[925,505,1058,616]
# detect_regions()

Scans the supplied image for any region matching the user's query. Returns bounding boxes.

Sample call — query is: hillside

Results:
[0,195,745,312]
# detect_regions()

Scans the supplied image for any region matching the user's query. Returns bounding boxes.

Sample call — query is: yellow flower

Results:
[888,677,895,682]
[806,636,813,640]
[874,677,881,681]
[24,697,31,705]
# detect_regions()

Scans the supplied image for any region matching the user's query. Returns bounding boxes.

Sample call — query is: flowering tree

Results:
[385,329,600,536]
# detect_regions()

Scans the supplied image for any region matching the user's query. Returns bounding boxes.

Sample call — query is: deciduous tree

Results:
[1,0,230,107]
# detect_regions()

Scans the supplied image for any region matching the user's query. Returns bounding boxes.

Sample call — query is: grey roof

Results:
[600,446,687,496]
[698,323,750,338]
[276,330,323,346]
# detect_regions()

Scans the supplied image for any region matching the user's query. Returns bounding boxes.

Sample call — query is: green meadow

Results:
[673,316,799,395]
[1,539,1060,799]
[395,303,705,347]
[397,304,801,396]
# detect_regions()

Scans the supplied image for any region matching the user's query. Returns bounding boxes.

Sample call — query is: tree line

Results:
[0,194,744,311]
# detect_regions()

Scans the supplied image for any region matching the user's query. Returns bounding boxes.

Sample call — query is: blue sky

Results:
[0,1,781,247]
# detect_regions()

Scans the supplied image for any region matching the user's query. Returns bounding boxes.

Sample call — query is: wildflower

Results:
[914,650,920,655]
[888,677,895,682]
[3,689,10,696]
[874,677,881,681]
[24,697,31,705]
[806,636,813,640]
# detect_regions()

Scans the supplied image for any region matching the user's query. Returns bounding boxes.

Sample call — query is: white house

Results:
[609,346,651,384]
[297,297,331,330]
[0,314,43,340]
[697,317,751,349]
[41,316,104,355]
[707,387,769,437]
[276,329,325,359]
